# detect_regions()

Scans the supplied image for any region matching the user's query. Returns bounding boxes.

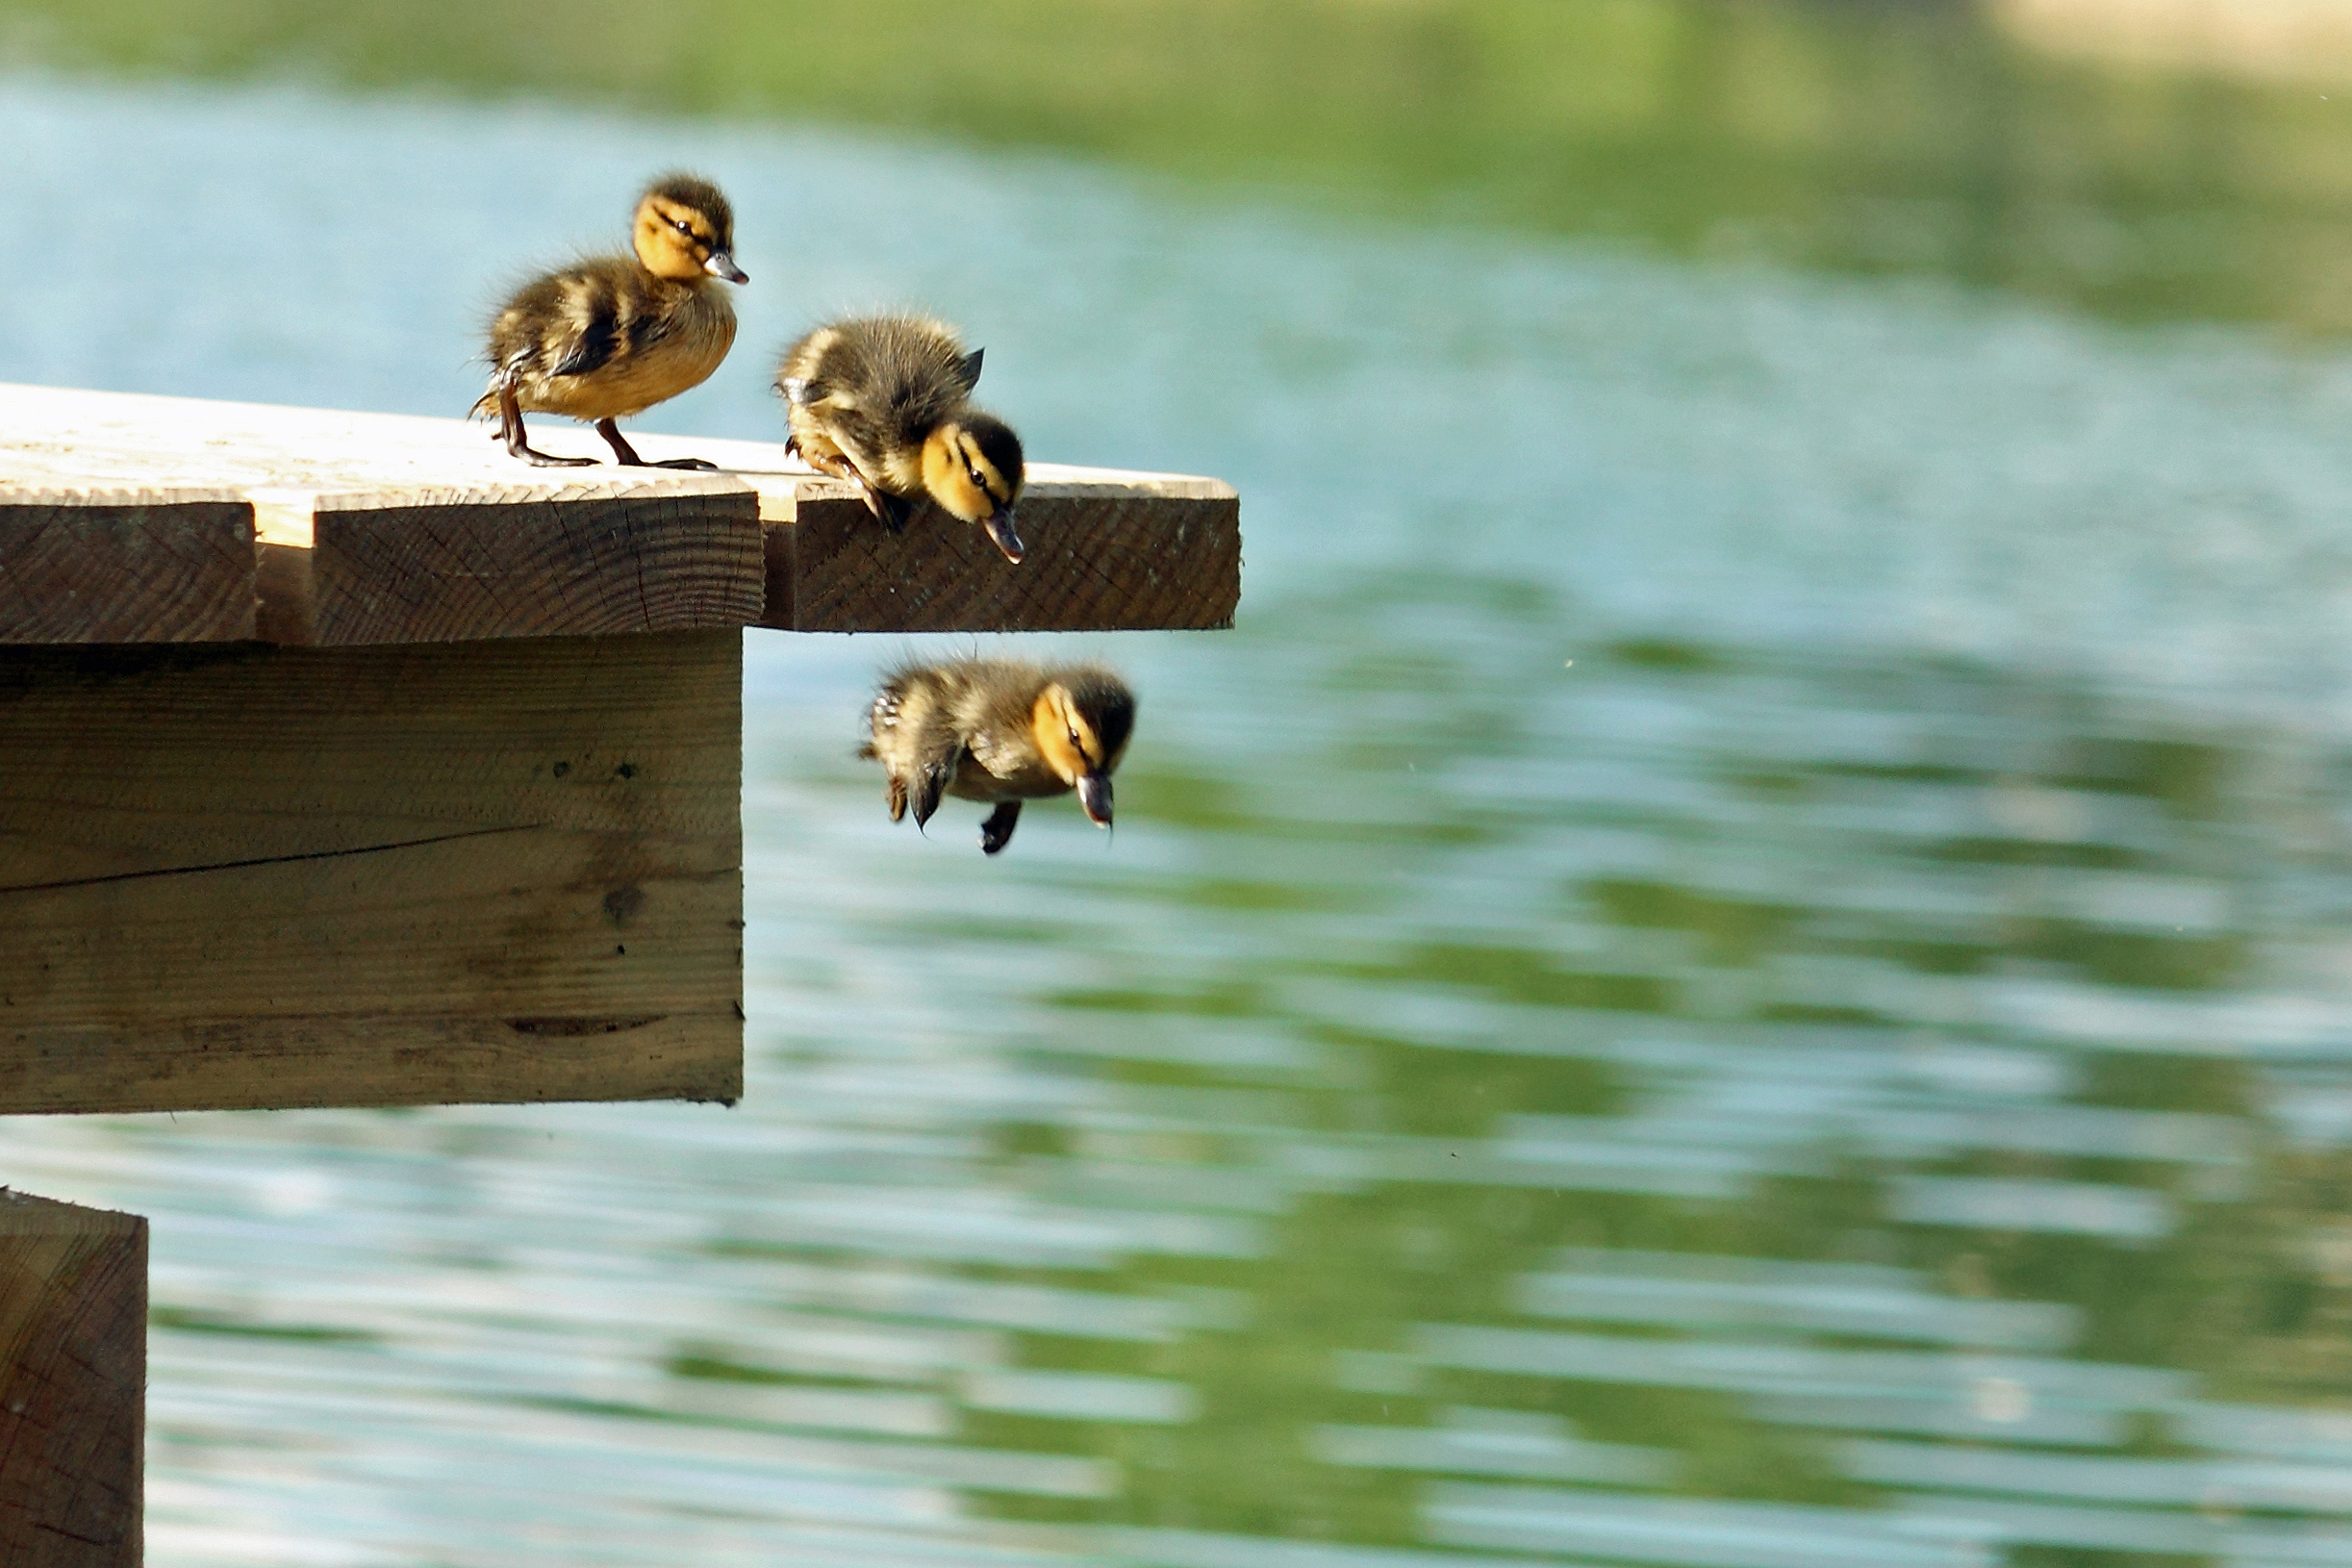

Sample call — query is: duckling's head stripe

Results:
[1062,670,1136,761]
[959,412,1026,493]
[644,173,734,245]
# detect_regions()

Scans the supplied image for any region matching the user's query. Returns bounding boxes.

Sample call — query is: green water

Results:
[3,10,2352,1565]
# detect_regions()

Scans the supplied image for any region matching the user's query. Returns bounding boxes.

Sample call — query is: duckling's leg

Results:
[908,758,955,831]
[801,447,909,531]
[595,419,720,471]
[496,386,596,468]
[837,468,911,530]
[978,801,1023,856]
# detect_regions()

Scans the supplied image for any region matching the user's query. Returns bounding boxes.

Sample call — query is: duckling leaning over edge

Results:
[862,659,1135,854]
[777,315,1027,563]
[474,174,747,468]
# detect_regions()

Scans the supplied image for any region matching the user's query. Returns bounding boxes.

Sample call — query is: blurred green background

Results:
[13,0,2352,327]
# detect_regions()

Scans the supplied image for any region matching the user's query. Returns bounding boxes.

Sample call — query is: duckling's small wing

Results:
[545,312,621,381]
[954,347,983,394]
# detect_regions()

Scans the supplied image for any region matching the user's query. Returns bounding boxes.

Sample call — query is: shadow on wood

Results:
[0,493,256,644]
[0,1189,143,1568]
[0,631,745,1114]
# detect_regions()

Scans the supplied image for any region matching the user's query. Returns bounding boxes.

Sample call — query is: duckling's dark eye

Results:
[1068,725,1082,746]
[670,216,693,236]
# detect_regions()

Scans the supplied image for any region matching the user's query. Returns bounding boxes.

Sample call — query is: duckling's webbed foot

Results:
[597,421,721,468]
[497,387,597,468]
[516,446,599,468]
[978,801,1023,856]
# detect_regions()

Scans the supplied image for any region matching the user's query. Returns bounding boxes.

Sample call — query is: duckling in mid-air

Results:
[475,174,747,468]
[777,315,1027,563]
[862,659,1134,854]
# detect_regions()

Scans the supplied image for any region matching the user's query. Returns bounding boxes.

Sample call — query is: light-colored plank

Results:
[0,383,1238,641]
[0,1189,144,1568]
[0,631,744,1114]
[2,384,766,645]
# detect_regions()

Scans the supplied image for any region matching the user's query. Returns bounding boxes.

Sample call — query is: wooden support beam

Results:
[0,383,1239,642]
[0,630,744,1114]
[0,1190,143,1568]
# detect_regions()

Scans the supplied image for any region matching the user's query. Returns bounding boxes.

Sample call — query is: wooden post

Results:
[0,1190,144,1568]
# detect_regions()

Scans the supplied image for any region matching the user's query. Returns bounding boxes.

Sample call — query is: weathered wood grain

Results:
[0,491,255,645]
[307,487,763,645]
[0,383,1239,642]
[0,1190,143,1568]
[0,631,744,1114]
[756,475,1241,633]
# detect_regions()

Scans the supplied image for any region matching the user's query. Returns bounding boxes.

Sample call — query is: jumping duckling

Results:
[862,659,1135,854]
[475,174,748,468]
[777,315,1027,563]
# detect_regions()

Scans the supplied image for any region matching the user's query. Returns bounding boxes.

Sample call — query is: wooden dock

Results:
[0,381,1240,1565]
[0,383,1240,643]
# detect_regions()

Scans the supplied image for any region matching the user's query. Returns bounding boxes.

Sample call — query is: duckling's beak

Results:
[983,505,1024,565]
[1077,771,1113,826]
[704,251,748,284]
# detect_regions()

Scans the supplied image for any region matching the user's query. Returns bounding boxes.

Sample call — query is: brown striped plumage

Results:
[860,658,1135,854]
[776,315,1028,562]
[476,174,747,468]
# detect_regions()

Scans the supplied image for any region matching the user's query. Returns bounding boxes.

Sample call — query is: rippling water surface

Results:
[7,73,2352,1568]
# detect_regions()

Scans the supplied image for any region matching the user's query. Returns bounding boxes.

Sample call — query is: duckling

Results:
[776,315,1027,563]
[475,174,747,468]
[861,659,1135,854]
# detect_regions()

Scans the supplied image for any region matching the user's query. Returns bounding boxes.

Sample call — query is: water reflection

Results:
[8,601,2352,1564]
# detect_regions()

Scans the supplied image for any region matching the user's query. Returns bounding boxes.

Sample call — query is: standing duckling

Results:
[862,659,1134,854]
[777,315,1027,563]
[475,174,748,468]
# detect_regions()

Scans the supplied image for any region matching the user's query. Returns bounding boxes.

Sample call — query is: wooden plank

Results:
[0,1190,143,1568]
[754,467,1241,633]
[0,383,1237,642]
[0,488,255,645]
[302,485,762,645]
[0,631,743,1114]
